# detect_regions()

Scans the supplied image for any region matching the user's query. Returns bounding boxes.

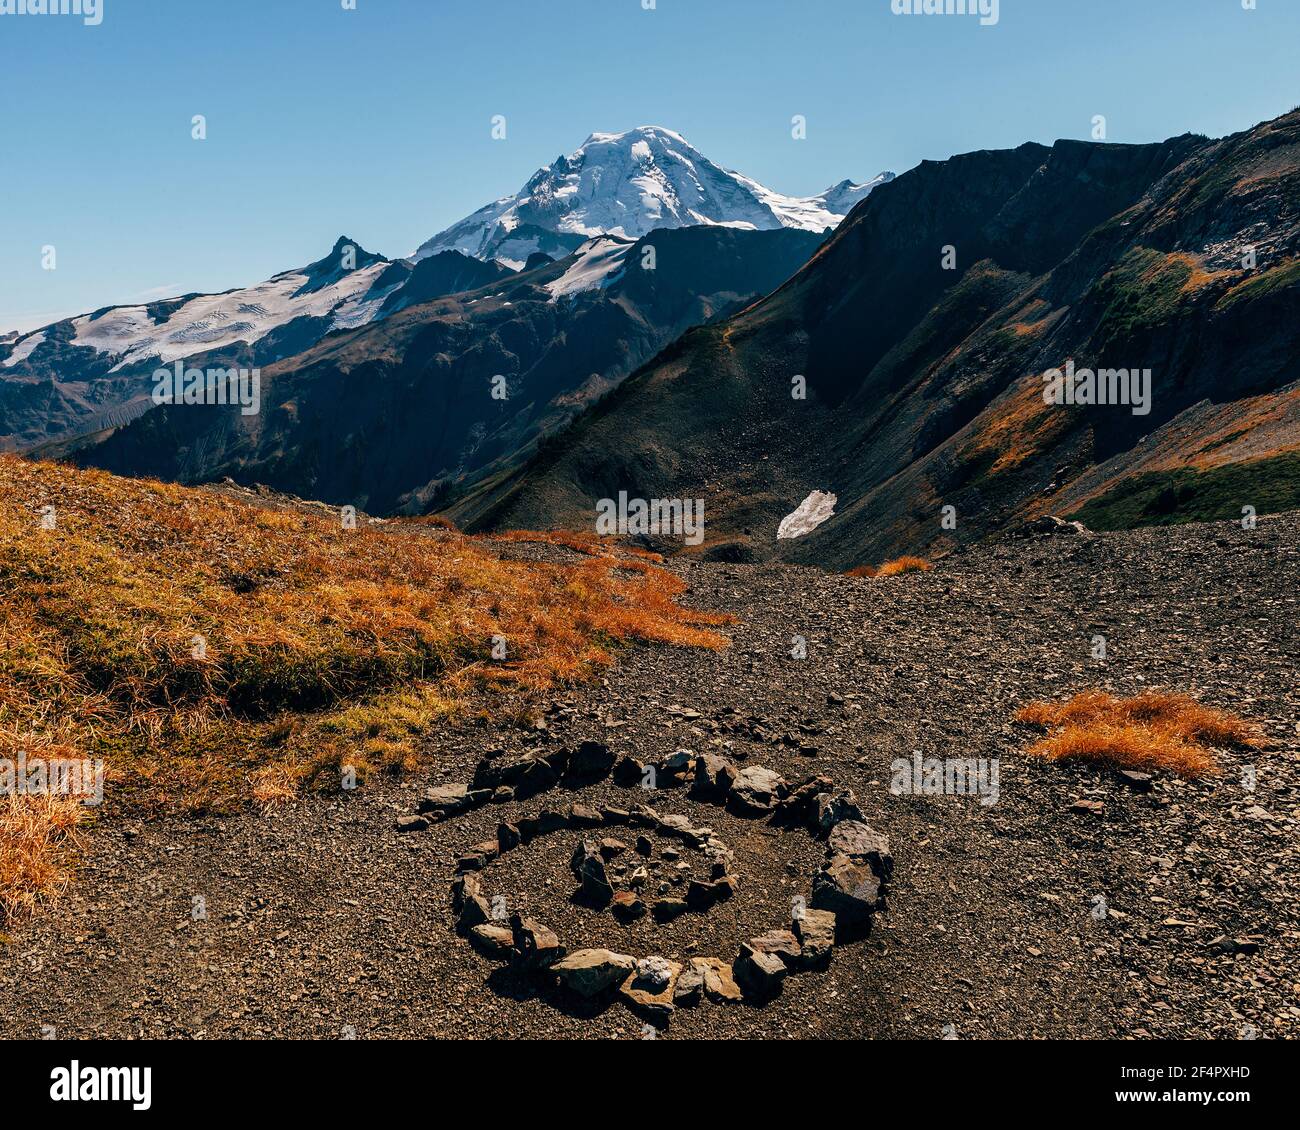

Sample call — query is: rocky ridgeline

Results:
[409,741,893,1027]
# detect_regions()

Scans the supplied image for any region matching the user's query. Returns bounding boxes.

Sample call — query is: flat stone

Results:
[619,958,681,1025]
[468,924,515,958]
[599,838,627,858]
[1117,769,1154,792]
[630,805,661,828]
[395,814,429,833]
[747,929,801,969]
[690,957,743,1003]
[569,804,604,827]
[552,948,635,996]
[455,851,489,872]
[657,813,707,847]
[419,782,472,814]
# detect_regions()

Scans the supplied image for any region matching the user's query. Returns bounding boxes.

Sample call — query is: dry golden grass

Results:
[847,556,933,578]
[0,455,729,823]
[876,556,933,577]
[0,793,85,927]
[1016,690,1260,777]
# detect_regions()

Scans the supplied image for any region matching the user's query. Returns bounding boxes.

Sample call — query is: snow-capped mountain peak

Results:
[415,126,893,268]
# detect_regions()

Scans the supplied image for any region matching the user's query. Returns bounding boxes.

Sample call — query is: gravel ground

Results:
[1,511,1296,1040]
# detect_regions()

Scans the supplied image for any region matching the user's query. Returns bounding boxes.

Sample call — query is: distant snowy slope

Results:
[416,126,893,268]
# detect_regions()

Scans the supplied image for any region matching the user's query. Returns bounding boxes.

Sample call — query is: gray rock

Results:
[571,839,613,904]
[812,853,883,928]
[418,782,472,814]
[674,968,704,1006]
[827,820,894,881]
[567,740,615,781]
[815,790,866,835]
[729,765,787,813]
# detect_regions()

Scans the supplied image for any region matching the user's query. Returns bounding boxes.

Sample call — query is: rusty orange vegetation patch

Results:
[960,373,1074,477]
[846,556,933,578]
[1016,691,1261,778]
[0,455,729,822]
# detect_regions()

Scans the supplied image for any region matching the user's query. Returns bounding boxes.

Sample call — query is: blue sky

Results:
[2,0,1297,334]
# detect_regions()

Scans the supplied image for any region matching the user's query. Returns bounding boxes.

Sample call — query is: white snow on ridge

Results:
[2,330,46,368]
[416,126,894,263]
[71,261,394,371]
[544,236,633,300]
[777,490,838,540]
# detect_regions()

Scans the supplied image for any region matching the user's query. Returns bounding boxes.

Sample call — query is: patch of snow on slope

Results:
[545,237,633,300]
[71,262,392,370]
[2,331,46,368]
[777,490,838,539]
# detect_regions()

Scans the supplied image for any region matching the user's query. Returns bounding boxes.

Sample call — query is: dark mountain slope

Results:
[61,226,825,514]
[451,112,1300,567]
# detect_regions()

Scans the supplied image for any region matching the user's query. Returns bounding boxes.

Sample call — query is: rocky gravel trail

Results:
[1,512,1296,1040]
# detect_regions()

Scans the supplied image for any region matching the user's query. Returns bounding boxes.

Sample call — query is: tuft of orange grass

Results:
[875,556,933,577]
[1016,690,1260,778]
[0,793,84,927]
[846,556,933,579]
